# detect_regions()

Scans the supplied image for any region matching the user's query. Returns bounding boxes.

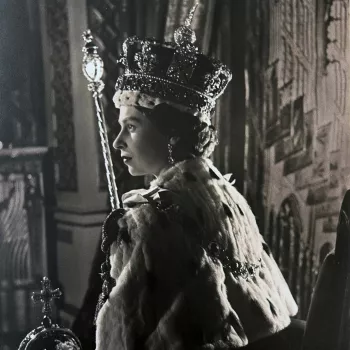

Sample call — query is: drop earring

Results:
[168,143,175,165]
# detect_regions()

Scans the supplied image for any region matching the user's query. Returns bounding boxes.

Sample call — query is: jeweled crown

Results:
[114,3,232,118]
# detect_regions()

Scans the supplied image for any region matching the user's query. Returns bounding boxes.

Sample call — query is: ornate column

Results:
[39,0,109,326]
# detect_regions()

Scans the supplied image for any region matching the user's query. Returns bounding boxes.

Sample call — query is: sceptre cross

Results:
[32,276,62,318]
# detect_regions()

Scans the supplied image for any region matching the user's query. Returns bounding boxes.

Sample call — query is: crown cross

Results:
[167,2,199,83]
[32,277,62,317]
[185,1,198,26]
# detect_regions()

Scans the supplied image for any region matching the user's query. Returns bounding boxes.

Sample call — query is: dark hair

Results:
[138,103,218,161]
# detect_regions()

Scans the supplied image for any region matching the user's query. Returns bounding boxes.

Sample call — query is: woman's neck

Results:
[152,163,173,179]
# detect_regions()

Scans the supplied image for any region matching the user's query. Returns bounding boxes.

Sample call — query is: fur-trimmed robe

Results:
[96,157,298,349]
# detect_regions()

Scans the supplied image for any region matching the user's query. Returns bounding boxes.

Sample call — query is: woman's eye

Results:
[127,124,136,132]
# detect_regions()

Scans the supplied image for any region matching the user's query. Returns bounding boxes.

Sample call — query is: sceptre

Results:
[81,29,122,323]
[81,29,119,210]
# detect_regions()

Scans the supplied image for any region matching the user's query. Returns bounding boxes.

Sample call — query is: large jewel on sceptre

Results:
[82,30,105,96]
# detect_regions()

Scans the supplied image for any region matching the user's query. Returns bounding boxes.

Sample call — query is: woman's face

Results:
[113,106,169,176]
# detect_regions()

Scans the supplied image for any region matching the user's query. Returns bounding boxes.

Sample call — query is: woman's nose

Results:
[113,131,125,150]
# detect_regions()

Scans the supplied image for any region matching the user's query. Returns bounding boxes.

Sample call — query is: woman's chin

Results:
[127,165,147,177]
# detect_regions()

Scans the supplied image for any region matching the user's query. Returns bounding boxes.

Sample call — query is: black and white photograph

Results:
[0,0,349,349]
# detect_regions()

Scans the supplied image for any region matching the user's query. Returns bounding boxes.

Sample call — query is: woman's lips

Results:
[122,157,132,163]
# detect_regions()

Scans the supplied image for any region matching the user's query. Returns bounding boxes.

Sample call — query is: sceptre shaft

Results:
[82,30,119,210]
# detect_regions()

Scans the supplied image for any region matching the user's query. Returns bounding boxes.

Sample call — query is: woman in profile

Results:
[94,7,300,350]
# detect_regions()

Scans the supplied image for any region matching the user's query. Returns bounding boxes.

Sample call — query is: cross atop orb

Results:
[32,277,62,318]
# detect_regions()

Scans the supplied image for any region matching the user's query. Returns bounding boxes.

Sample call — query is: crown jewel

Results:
[174,2,198,45]
[114,2,232,118]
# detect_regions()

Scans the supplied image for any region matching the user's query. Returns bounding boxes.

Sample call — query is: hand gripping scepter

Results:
[82,29,123,322]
